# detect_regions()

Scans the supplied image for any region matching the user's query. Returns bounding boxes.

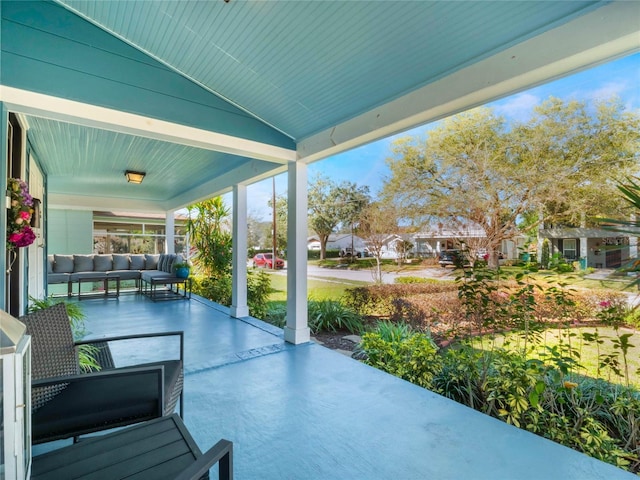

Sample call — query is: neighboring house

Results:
[411,228,525,261]
[307,234,367,253]
[538,227,639,269]
[378,234,404,259]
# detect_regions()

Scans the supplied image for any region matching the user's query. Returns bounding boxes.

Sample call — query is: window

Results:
[563,239,577,260]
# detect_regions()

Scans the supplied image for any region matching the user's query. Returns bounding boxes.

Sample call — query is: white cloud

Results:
[493,93,540,121]
[585,80,629,102]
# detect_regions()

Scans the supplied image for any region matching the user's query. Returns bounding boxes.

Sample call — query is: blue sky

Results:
[244,52,640,221]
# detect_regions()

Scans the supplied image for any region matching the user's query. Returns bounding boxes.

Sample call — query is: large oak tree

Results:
[308,174,370,259]
[382,98,639,268]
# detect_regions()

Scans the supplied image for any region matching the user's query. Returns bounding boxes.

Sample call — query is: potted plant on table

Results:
[174,262,191,279]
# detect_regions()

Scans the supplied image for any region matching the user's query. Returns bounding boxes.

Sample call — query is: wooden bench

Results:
[31,414,233,480]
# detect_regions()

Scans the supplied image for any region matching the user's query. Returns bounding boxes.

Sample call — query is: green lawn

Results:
[491,266,637,292]
[474,327,640,387]
[265,271,366,302]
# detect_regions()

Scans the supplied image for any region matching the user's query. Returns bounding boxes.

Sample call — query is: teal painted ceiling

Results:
[5,0,636,211]
[57,0,604,141]
[25,116,260,205]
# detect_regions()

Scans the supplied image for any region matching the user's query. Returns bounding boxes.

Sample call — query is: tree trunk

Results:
[374,256,383,284]
[319,234,329,260]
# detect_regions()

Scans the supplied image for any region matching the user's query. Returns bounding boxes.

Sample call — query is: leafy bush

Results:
[624,306,640,329]
[394,276,442,285]
[540,239,550,269]
[428,343,639,472]
[191,274,233,306]
[264,302,287,328]
[191,270,272,320]
[342,283,457,317]
[358,325,441,388]
[247,269,271,319]
[307,299,363,334]
[372,320,413,342]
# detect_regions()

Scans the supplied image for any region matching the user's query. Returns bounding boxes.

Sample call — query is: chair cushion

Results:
[145,254,160,270]
[141,270,174,282]
[130,254,146,270]
[73,255,95,272]
[53,254,74,273]
[47,273,70,284]
[47,255,54,274]
[94,254,113,271]
[158,254,168,272]
[112,254,130,270]
[165,254,179,273]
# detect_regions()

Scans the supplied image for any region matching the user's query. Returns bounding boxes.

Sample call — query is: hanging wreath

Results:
[7,178,36,249]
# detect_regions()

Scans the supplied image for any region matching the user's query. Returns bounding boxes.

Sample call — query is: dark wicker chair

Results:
[21,303,184,444]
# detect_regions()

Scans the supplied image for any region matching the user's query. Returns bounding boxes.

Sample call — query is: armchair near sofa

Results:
[21,303,184,444]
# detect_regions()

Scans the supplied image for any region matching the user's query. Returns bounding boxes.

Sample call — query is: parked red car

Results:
[252,253,285,269]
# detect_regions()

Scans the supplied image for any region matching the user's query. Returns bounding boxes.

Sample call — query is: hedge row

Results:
[344,282,628,342]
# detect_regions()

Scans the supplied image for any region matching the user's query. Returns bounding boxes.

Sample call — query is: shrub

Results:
[192,270,272,320]
[264,302,287,328]
[342,283,457,317]
[247,269,271,319]
[372,320,413,342]
[358,326,441,388]
[191,274,232,306]
[394,276,442,285]
[429,343,639,472]
[541,239,550,269]
[307,299,363,334]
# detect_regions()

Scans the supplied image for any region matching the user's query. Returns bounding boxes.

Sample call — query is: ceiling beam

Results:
[0,87,296,165]
[48,193,165,213]
[164,160,288,210]
[297,1,640,164]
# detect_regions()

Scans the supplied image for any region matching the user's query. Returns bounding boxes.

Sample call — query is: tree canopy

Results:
[382,98,639,267]
[308,174,370,259]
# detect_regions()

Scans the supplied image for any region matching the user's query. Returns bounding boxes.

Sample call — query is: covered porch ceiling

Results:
[2,0,638,212]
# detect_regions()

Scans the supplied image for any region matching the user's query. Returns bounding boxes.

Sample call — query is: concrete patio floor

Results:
[35,293,634,479]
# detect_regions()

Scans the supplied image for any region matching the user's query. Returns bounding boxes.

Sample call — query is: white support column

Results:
[579,213,587,264]
[285,163,310,344]
[165,210,175,254]
[231,184,249,318]
[630,215,638,260]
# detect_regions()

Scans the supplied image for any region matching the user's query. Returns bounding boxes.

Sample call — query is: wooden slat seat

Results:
[31,414,233,480]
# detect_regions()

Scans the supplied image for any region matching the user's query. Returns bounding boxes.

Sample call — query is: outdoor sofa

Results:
[47,253,184,295]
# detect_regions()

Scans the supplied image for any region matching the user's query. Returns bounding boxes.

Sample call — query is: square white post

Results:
[285,162,310,344]
[165,210,175,254]
[231,184,249,318]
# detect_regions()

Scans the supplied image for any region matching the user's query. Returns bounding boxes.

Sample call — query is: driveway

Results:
[262,264,456,285]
